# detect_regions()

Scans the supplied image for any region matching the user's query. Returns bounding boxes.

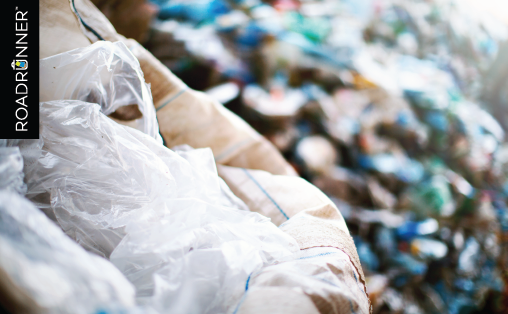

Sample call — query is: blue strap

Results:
[242,168,289,220]
[156,87,188,112]
[298,252,336,260]
[72,0,105,41]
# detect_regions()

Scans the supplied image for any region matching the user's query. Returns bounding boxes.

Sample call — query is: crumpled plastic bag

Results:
[17,100,298,313]
[0,190,136,314]
[39,41,162,143]
[171,144,250,212]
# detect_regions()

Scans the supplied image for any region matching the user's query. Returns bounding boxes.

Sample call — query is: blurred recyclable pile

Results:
[145,0,508,313]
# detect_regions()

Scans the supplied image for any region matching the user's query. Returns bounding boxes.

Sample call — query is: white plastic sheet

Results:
[19,100,298,313]
[0,146,27,194]
[39,41,162,143]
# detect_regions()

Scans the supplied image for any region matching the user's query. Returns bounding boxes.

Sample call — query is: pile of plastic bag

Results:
[142,0,508,313]
[2,41,306,314]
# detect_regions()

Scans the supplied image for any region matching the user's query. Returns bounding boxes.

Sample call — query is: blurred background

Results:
[92,0,508,313]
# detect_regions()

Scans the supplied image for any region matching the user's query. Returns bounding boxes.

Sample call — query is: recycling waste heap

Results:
[1,0,507,314]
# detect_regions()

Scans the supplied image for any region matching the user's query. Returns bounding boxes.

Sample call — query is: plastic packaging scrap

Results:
[243,83,308,118]
[295,135,337,176]
[0,190,137,314]
[13,100,298,314]
[140,0,508,312]
[39,41,162,144]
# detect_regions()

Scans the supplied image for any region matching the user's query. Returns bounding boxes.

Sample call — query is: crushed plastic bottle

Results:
[410,238,448,260]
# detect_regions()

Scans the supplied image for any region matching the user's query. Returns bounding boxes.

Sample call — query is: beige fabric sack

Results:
[237,247,370,314]
[217,165,348,229]
[39,0,91,59]
[217,165,370,313]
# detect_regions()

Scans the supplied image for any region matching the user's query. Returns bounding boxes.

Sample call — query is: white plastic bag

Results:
[0,190,136,314]
[39,41,162,143]
[19,100,298,313]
